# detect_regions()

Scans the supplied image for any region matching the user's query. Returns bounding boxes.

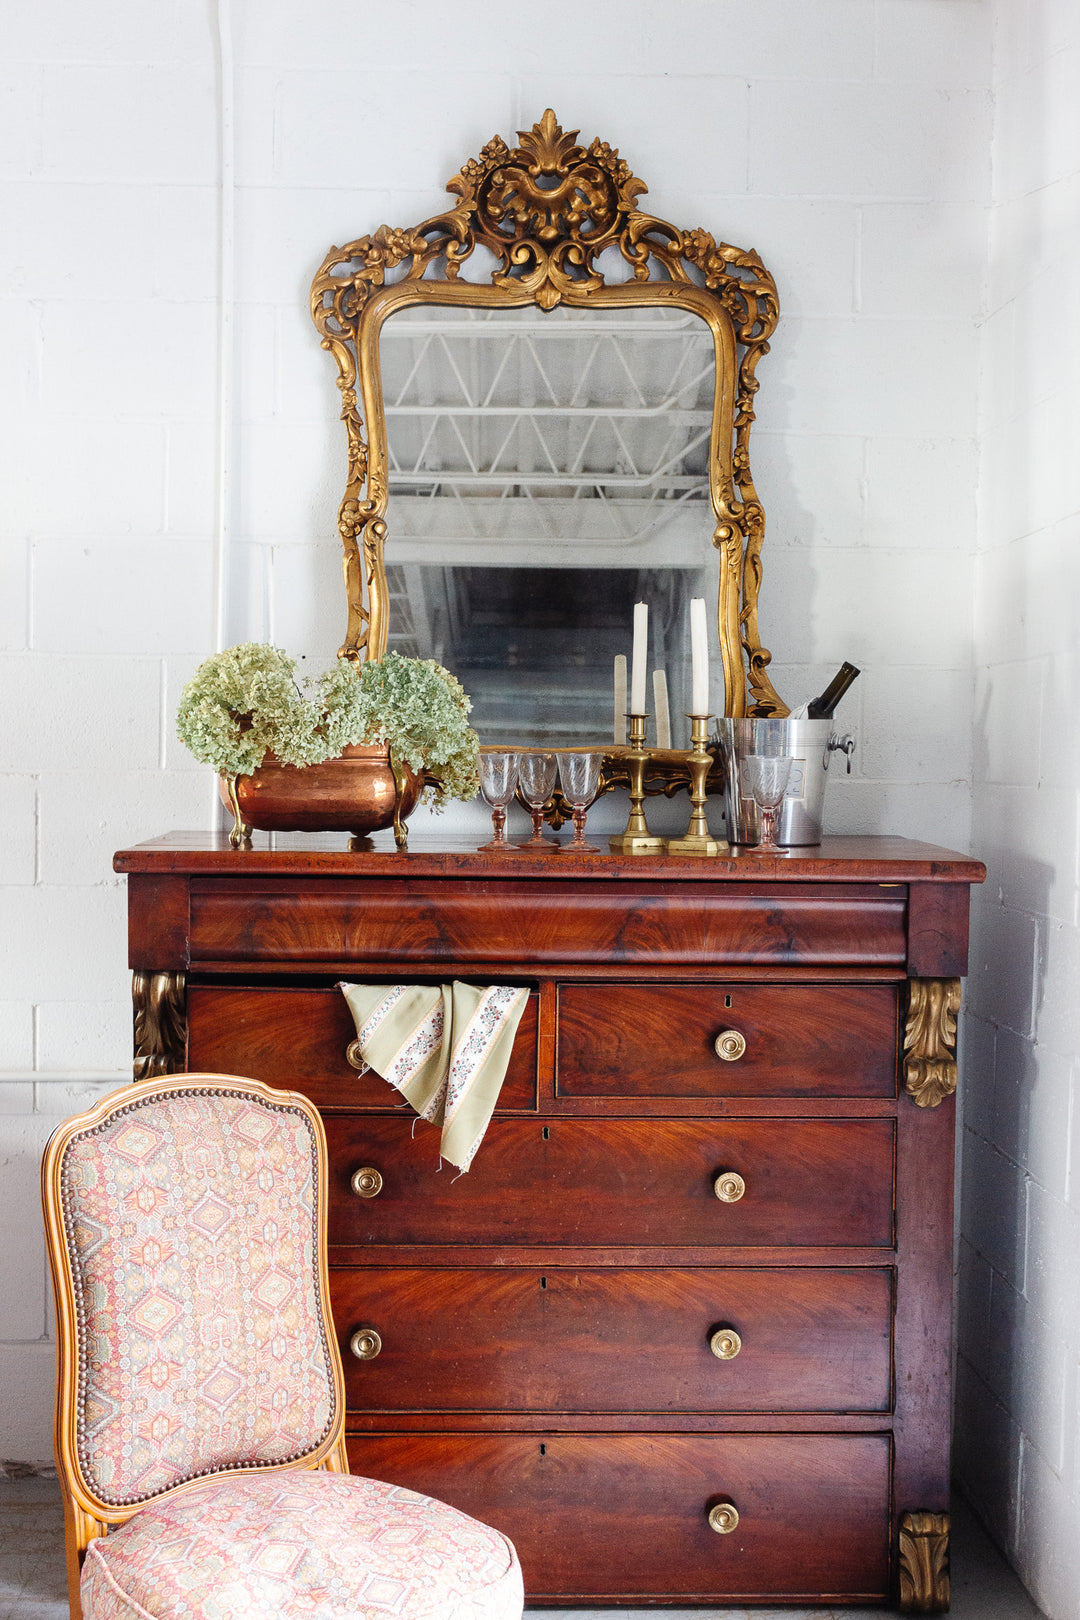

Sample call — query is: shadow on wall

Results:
[953,670,1054,1558]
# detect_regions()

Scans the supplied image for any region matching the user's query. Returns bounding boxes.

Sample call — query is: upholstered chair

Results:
[41,1072,523,1620]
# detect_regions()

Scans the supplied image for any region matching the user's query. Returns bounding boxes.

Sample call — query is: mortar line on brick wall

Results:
[1033,656,1049,792]
[30,297,44,407]
[158,660,167,772]
[270,76,283,183]
[1064,1066,1078,1208]
[22,1073,127,1088]
[870,0,884,79]
[742,82,751,191]
[161,423,171,533]
[853,207,863,313]
[28,63,43,177]
[1029,914,1044,1048]
[15,537,30,650]
[0,176,219,188]
[267,543,278,643]
[272,307,283,417]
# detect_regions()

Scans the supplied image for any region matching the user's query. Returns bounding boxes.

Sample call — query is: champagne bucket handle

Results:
[826,733,856,775]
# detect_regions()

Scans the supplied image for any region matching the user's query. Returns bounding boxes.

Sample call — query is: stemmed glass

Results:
[517,751,559,848]
[478,751,519,850]
[557,751,603,853]
[742,754,793,854]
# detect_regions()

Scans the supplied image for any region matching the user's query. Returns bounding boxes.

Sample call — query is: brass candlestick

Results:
[665,714,728,857]
[609,713,664,854]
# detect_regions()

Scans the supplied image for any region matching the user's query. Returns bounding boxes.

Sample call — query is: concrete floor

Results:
[0,1473,1046,1619]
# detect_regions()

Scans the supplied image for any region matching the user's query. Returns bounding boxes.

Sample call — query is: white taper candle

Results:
[690,597,709,715]
[613,655,627,744]
[653,670,671,747]
[630,602,648,714]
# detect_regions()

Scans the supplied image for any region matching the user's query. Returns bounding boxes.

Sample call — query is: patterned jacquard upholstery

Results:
[81,1471,523,1620]
[46,1075,524,1620]
[60,1087,337,1503]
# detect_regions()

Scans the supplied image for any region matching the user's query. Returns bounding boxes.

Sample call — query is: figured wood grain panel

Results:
[344,1431,891,1602]
[127,875,190,969]
[892,1087,956,1522]
[558,981,898,1097]
[325,1117,896,1248]
[187,879,907,966]
[186,985,538,1111]
[333,1266,893,1414]
[907,882,971,977]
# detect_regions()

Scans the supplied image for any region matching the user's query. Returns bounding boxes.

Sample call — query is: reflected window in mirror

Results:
[385,563,701,747]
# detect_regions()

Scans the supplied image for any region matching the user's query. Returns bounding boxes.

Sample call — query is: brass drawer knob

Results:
[714,1029,746,1062]
[350,1166,383,1199]
[345,1039,366,1071]
[713,1171,746,1203]
[710,1328,742,1360]
[708,1501,739,1535]
[350,1328,382,1361]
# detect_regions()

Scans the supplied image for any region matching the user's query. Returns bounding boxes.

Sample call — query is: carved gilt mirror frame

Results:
[310,110,786,719]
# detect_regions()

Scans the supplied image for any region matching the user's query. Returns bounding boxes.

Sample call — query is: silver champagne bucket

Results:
[715,718,855,847]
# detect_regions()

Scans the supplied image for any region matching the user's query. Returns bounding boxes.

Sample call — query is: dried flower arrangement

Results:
[176,643,480,810]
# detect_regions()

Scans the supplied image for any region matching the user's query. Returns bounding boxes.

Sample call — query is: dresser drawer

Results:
[334,1266,892,1413]
[344,1431,891,1602]
[557,981,899,1098]
[326,1117,895,1248]
[188,877,907,967]
[186,985,538,1111]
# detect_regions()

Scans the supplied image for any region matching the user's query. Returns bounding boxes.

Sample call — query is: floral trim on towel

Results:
[444,987,526,1167]
[354,985,446,1110]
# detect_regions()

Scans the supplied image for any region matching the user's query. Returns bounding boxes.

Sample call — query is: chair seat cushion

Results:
[82,1469,523,1620]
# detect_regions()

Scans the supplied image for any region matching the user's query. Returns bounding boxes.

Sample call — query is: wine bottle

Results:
[806,661,860,720]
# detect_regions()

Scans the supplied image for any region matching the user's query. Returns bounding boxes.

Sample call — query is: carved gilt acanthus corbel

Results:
[898,1510,950,1612]
[132,970,187,1080]
[903,977,961,1108]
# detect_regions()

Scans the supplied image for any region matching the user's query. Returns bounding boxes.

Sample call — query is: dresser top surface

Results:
[114,832,985,885]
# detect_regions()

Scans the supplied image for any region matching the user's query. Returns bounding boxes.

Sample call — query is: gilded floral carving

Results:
[904,979,962,1108]
[132,971,186,1080]
[898,1510,950,1611]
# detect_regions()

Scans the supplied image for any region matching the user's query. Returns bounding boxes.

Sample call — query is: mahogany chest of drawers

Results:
[115,834,983,1611]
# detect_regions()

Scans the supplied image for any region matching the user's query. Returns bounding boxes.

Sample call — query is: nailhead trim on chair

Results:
[60,1086,339,1506]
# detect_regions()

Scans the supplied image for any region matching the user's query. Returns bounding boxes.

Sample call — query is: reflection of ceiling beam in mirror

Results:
[389,507,713,574]
[381,304,716,551]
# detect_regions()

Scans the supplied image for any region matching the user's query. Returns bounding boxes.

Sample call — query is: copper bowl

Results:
[218,744,424,846]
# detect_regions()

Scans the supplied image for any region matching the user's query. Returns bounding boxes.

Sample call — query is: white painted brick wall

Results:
[954,1,1080,1616]
[0,0,1001,1507]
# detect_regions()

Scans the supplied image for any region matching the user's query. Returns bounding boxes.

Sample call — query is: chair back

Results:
[42,1074,346,1523]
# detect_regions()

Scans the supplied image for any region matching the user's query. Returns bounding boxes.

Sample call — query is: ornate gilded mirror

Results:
[310,110,786,729]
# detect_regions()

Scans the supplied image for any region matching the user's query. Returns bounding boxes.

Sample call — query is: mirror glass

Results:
[379,303,718,746]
